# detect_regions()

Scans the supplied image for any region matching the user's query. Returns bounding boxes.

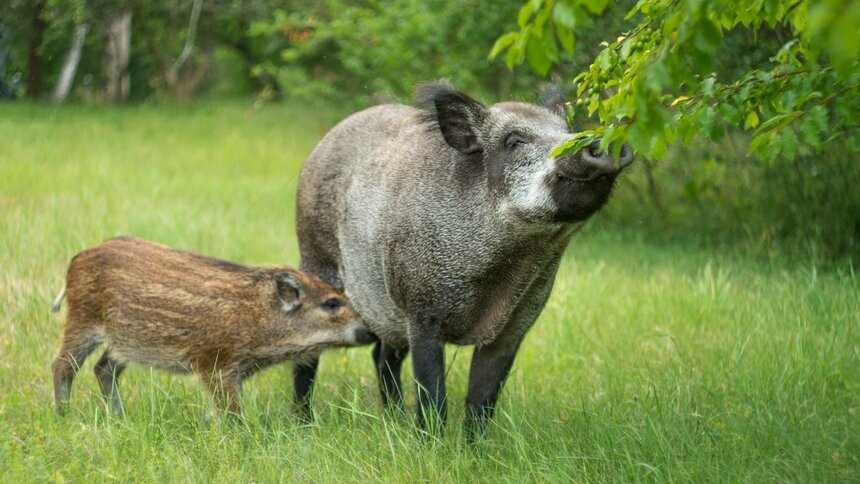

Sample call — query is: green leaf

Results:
[644,62,669,92]
[763,134,781,162]
[748,131,770,156]
[518,2,535,28]
[780,128,799,161]
[597,49,617,70]
[552,1,577,30]
[555,22,575,53]
[800,111,823,146]
[744,111,759,129]
[489,32,518,60]
[535,2,554,30]
[719,102,742,125]
[693,18,722,54]
[807,105,828,133]
[830,6,860,75]
[662,11,683,39]
[551,131,598,158]
[700,106,716,139]
[627,120,652,153]
[701,77,717,97]
[505,28,531,69]
[754,111,803,136]
[526,33,552,75]
[542,22,559,62]
[505,45,521,70]
[581,0,608,15]
[650,136,668,159]
[620,37,633,60]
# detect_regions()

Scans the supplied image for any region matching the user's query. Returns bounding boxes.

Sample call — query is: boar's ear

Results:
[540,83,567,118]
[276,271,304,312]
[417,82,487,155]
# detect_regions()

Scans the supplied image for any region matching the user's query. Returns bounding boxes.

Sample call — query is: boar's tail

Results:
[51,286,66,314]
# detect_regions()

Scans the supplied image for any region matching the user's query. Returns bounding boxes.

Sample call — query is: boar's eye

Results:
[320,297,343,312]
[505,133,527,150]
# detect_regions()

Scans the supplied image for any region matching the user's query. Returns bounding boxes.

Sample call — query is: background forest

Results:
[2,0,857,263]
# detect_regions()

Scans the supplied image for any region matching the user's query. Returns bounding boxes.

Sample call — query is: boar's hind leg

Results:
[52,328,103,414]
[409,315,447,432]
[93,348,126,415]
[293,359,319,421]
[372,341,409,410]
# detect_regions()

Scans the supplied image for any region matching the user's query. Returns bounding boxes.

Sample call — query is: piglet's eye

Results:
[321,298,343,312]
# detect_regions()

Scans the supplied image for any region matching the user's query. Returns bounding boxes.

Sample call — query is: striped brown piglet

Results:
[51,237,373,416]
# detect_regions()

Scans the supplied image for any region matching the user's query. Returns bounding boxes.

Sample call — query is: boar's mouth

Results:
[554,170,615,184]
[548,170,616,223]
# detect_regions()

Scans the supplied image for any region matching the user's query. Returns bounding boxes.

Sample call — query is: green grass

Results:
[1,102,858,482]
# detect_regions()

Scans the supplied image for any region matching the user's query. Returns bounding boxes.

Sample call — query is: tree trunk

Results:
[171,41,214,100]
[103,10,132,102]
[26,1,47,99]
[167,0,203,87]
[52,22,90,103]
[640,157,666,218]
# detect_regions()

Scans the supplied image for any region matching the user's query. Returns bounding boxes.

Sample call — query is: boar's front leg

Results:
[464,330,527,440]
[293,358,319,421]
[409,314,446,432]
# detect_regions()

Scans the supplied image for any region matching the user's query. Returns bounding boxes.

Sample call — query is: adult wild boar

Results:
[295,82,633,434]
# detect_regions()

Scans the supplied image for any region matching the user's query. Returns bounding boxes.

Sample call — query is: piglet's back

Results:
[65,237,272,336]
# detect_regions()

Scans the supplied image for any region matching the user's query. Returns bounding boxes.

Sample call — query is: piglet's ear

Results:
[417,82,487,155]
[276,271,304,312]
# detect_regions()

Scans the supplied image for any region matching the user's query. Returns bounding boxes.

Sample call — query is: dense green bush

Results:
[604,138,859,263]
[250,0,545,106]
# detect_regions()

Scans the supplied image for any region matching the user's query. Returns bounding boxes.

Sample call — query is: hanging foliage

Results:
[491,0,860,163]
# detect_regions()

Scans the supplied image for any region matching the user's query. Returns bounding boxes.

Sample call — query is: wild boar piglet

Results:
[51,236,373,416]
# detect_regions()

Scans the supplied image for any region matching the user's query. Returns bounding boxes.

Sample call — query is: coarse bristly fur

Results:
[51,236,373,416]
[295,81,634,435]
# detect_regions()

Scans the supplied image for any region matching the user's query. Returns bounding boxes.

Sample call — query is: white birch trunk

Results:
[52,22,89,103]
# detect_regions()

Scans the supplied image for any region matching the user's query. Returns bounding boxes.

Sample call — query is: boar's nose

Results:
[578,141,634,178]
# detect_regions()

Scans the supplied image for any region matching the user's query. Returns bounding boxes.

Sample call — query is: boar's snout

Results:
[557,141,633,181]
[548,141,633,223]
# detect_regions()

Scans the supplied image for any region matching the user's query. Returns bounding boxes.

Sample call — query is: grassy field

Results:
[1,102,858,482]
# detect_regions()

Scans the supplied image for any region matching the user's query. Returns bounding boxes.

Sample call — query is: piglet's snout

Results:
[349,324,377,345]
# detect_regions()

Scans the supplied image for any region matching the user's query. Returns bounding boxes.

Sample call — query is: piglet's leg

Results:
[52,327,103,415]
[293,358,318,422]
[200,366,242,416]
[93,348,126,416]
